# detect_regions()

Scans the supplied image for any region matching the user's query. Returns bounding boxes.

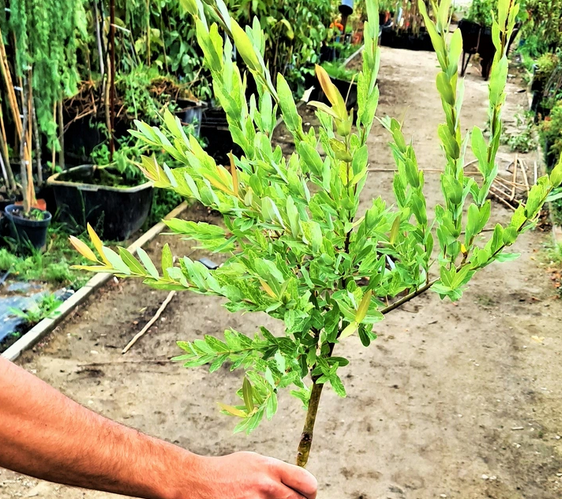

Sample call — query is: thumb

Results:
[275,460,318,499]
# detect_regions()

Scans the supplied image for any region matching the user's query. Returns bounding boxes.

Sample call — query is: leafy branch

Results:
[71,0,561,469]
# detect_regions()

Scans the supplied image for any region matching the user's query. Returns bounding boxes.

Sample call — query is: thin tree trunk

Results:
[0,26,22,139]
[58,100,65,170]
[146,0,151,66]
[32,99,42,186]
[21,77,30,213]
[109,0,116,161]
[93,0,105,77]
[51,102,57,173]
[295,379,325,468]
[25,73,36,209]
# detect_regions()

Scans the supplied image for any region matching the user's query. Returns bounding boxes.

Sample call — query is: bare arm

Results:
[0,357,317,499]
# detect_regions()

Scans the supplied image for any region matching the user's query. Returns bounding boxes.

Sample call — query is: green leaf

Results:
[230,20,259,71]
[118,248,147,276]
[102,248,131,275]
[355,290,372,323]
[389,215,400,244]
[161,244,174,278]
[495,252,520,262]
[277,74,303,139]
[340,321,358,339]
[436,72,455,107]
[242,376,254,412]
[218,402,246,418]
[137,248,159,279]
[550,158,562,187]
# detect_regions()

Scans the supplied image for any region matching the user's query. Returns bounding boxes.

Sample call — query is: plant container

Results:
[200,107,243,165]
[46,165,153,241]
[4,204,52,250]
[175,101,205,138]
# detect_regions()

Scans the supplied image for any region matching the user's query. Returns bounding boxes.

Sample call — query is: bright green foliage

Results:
[465,0,498,26]
[1,0,87,147]
[74,0,561,434]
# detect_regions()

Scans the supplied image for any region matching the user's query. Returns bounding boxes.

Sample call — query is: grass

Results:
[9,294,63,325]
[0,223,94,289]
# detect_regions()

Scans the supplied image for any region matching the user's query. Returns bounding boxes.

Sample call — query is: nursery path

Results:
[3,49,562,499]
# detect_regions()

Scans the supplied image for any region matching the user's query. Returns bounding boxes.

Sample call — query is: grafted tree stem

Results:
[296,378,324,468]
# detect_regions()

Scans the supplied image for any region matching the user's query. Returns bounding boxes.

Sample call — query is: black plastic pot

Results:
[200,107,243,165]
[46,165,153,241]
[175,103,204,138]
[4,204,52,250]
[381,27,434,52]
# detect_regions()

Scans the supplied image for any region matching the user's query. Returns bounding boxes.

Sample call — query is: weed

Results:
[0,223,93,289]
[9,294,63,326]
[502,111,538,153]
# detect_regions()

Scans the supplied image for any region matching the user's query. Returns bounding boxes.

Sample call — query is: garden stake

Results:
[122,291,176,354]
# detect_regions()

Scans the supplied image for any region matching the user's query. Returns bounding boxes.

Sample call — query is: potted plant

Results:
[3,74,52,250]
[380,0,434,51]
[73,0,556,473]
[46,138,153,241]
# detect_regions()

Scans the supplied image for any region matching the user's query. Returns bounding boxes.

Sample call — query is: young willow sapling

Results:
[71,0,562,468]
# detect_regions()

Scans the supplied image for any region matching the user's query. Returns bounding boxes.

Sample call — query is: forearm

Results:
[0,357,193,499]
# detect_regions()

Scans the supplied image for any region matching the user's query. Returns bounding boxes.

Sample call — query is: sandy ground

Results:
[2,48,562,499]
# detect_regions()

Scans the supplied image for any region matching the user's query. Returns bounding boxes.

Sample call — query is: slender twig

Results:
[380,279,437,315]
[122,291,176,354]
[510,154,518,200]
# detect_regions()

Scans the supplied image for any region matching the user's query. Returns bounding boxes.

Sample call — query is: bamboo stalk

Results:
[109,0,116,161]
[26,73,36,209]
[0,147,9,190]
[0,108,16,192]
[0,26,22,139]
[520,159,530,194]
[20,78,30,212]
[510,155,517,201]
[489,185,516,210]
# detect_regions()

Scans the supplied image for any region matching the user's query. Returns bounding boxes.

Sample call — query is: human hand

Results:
[190,451,318,499]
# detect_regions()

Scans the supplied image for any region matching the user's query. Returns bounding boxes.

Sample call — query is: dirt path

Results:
[2,48,562,499]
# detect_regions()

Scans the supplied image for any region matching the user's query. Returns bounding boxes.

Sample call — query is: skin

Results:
[0,357,317,499]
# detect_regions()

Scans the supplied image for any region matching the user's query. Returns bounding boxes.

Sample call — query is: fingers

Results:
[273,460,318,499]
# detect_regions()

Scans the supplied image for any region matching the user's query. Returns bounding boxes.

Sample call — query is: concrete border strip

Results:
[2,201,189,361]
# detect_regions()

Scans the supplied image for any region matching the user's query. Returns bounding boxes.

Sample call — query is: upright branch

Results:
[73,0,561,469]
